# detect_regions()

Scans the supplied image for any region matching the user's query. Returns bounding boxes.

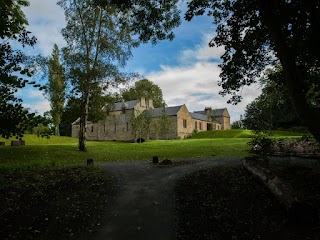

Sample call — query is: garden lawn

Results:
[0,134,251,169]
[191,129,303,139]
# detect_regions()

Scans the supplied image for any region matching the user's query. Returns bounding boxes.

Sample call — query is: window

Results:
[91,126,94,132]
[183,119,187,128]
[195,121,197,130]
[199,122,202,130]
[114,124,117,132]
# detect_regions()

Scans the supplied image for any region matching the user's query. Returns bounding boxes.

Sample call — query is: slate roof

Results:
[212,108,226,116]
[104,99,139,111]
[144,105,183,118]
[193,108,227,117]
[190,112,208,121]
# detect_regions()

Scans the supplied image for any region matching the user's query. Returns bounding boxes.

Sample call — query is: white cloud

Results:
[23,100,51,115]
[180,33,225,64]
[147,33,261,122]
[23,0,66,56]
[148,62,260,121]
[16,88,50,115]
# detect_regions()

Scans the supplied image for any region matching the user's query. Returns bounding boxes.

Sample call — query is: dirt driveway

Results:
[93,157,243,240]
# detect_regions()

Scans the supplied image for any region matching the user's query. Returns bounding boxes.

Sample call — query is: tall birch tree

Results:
[58,0,135,151]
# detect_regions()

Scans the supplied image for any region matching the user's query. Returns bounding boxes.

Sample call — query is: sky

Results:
[19,0,262,122]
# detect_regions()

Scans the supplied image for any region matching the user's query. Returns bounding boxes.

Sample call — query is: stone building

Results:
[71,97,231,141]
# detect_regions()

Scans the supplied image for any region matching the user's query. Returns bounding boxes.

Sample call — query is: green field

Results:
[0,130,304,169]
[190,129,303,139]
[0,134,250,169]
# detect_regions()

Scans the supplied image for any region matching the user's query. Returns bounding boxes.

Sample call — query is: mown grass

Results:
[0,130,304,169]
[191,129,303,139]
[0,134,78,145]
[0,134,251,169]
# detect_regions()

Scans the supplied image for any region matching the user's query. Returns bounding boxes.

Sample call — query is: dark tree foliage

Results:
[243,66,301,131]
[0,0,38,138]
[122,79,164,108]
[185,0,320,142]
[60,93,122,136]
[93,0,181,44]
[60,97,81,136]
[47,44,66,136]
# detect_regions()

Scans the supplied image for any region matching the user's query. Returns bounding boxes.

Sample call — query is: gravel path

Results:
[93,157,243,240]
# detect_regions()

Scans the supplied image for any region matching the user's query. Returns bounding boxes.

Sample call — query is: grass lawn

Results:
[0,134,251,169]
[191,129,304,139]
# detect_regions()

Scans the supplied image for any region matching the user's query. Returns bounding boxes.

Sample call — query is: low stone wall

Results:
[11,140,25,146]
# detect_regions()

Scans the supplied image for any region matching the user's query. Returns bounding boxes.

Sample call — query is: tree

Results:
[231,120,243,129]
[0,0,38,139]
[131,109,152,142]
[93,0,181,44]
[58,0,137,151]
[184,0,320,142]
[60,92,122,137]
[243,66,301,131]
[59,97,82,136]
[122,79,164,108]
[159,109,171,140]
[46,44,66,136]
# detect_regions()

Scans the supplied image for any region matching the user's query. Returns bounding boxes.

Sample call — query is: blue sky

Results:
[19,0,261,121]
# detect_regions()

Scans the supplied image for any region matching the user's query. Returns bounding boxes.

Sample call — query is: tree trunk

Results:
[78,93,89,151]
[243,158,318,224]
[55,124,60,136]
[259,0,320,143]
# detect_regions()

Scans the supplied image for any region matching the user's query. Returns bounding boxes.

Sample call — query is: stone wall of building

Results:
[71,98,230,141]
[191,119,208,132]
[96,109,134,141]
[216,115,231,130]
[71,124,80,138]
[72,98,155,141]
[176,105,193,139]
[149,116,178,140]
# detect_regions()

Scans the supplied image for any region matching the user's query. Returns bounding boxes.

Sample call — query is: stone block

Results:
[11,140,21,146]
